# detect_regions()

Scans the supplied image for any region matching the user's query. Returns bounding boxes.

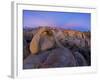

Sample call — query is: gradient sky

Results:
[23,10,91,31]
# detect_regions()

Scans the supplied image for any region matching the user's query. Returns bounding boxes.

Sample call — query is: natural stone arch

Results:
[29,27,66,55]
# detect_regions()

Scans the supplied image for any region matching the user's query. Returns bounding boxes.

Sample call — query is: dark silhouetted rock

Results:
[73,52,88,66]
[23,39,30,59]
[78,48,91,66]
[23,51,50,69]
[39,48,77,68]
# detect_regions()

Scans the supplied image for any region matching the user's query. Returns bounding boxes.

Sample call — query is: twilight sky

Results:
[23,10,91,31]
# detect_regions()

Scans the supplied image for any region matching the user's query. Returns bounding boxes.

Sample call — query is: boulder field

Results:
[23,27,91,69]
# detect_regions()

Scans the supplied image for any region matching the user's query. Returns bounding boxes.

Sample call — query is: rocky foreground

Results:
[23,26,91,69]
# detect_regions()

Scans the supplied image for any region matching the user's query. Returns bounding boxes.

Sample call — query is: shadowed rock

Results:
[23,39,30,59]
[23,51,50,69]
[40,48,77,68]
[73,52,88,66]
[78,48,91,66]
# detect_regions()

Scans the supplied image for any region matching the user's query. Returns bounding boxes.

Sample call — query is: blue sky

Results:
[23,10,91,31]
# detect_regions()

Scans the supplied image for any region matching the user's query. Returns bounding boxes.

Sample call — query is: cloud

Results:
[64,23,82,27]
